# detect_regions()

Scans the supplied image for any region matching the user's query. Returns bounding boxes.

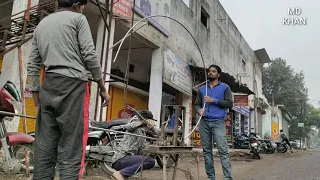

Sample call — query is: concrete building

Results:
[0,0,271,144]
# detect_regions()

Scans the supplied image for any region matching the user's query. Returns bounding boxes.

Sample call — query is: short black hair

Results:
[58,0,87,8]
[280,129,283,132]
[208,64,222,74]
[132,110,154,120]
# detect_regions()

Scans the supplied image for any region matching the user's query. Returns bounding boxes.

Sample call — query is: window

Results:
[201,7,209,28]
[242,59,246,72]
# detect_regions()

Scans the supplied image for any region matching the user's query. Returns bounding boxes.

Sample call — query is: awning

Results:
[254,48,271,64]
[190,65,255,95]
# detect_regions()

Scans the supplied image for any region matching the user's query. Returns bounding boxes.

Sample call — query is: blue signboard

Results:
[232,106,250,117]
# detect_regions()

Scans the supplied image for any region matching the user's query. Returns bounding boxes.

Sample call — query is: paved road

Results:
[245,149,320,180]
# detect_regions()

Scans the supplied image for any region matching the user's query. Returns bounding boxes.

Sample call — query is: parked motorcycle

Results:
[249,133,261,159]
[233,133,250,149]
[275,141,289,153]
[85,118,129,175]
[85,110,175,176]
[0,81,35,174]
[260,139,276,154]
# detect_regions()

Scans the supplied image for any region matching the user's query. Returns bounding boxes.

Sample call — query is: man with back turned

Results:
[27,0,110,179]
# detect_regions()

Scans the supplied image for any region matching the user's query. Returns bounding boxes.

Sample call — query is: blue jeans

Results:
[199,119,232,180]
[112,155,155,177]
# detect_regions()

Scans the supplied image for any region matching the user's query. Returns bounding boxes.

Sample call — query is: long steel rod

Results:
[89,126,160,141]
[0,111,159,141]
[123,0,136,110]
[0,36,33,56]
[96,0,110,32]
[94,2,108,120]
[0,111,36,119]
[108,22,147,52]
[111,15,208,141]
[99,0,113,121]
[0,0,14,8]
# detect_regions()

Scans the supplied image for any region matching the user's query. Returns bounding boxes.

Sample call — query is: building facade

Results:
[0,0,271,145]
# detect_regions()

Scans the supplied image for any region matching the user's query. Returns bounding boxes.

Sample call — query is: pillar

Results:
[148,48,163,128]
[93,17,115,121]
[250,111,255,133]
[182,94,191,145]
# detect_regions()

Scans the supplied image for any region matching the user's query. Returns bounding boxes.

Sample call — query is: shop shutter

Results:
[107,86,150,123]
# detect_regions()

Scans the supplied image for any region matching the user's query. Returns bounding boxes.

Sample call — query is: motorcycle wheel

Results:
[270,147,276,154]
[99,139,120,175]
[12,142,35,173]
[277,145,287,153]
[267,147,275,154]
[252,148,261,159]
[156,155,175,168]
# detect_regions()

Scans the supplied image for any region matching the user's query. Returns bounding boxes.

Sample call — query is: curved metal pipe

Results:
[111,15,208,141]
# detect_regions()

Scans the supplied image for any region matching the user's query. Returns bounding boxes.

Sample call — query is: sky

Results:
[219,0,319,107]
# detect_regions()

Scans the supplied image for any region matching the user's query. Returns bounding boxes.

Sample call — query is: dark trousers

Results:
[283,138,292,148]
[33,73,89,180]
[112,155,155,177]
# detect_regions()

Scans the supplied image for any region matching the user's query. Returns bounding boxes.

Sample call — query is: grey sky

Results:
[219,0,319,107]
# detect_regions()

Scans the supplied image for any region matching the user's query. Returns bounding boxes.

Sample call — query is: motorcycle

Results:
[275,141,289,153]
[85,110,175,176]
[0,81,35,174]
[233,133,250,149]
[260,139,276,154]
[249,133,261,159]
[85,118,129,175]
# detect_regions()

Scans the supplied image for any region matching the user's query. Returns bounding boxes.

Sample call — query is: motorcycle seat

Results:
[91,119,129,129]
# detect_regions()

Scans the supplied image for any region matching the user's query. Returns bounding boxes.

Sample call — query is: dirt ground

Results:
[0,149,311,180]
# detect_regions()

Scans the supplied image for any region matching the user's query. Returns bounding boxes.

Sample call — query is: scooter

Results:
[249,133,261,159]
[0,81,35,174]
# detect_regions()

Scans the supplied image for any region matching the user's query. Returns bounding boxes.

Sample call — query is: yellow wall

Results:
[272,121,279,141]
[107,86,149,121]
[18,67,45,133]
[18,96,37,133]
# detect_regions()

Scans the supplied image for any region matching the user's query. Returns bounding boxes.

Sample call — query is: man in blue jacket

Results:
[194,64,233,180]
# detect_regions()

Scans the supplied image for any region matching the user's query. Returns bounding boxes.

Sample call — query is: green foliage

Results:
[262,58,308,117]
[262,58,320,141]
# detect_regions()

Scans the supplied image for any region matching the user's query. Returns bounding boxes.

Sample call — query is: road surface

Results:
[140,149,320,180]
[1,149,320,180]
[243,149,320,180]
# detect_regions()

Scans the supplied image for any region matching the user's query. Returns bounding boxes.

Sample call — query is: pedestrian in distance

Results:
[278,129,294,153]
[194,64,234,180]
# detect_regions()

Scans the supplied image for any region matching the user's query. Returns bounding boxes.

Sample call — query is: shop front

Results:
[232,106,250,135]
[159,48,193,144]
[106,85,149,120]
[232,95,251,136]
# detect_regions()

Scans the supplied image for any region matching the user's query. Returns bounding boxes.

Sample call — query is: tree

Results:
[262,58,310,140]
[263,58,308,117]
